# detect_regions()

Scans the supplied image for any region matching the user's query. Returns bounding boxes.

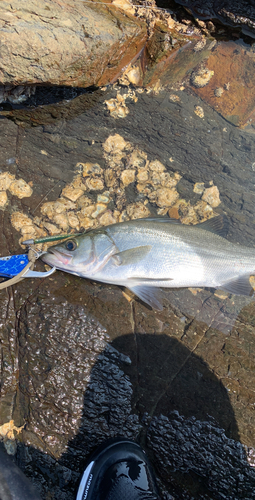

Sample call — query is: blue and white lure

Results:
[0,233,82,282]
[0,253,55,279]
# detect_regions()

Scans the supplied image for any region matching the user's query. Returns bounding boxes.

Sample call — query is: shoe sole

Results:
[76,437,156,500]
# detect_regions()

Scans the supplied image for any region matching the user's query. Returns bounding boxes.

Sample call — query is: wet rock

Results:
[11,129,220,243]
[175,0,255,38]
[147,412,255,499]
[0,88,106,126]
[15,292,140,461]
[11,318,255,500]
[4,438,17,455]
[1,78,255,500]
[189,40,255,127]
[0,0,147,87]
[141,34,214,89]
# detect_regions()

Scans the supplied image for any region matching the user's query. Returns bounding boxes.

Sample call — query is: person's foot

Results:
[76,437,159,500]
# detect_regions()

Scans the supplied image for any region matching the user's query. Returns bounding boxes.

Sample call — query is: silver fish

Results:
[41,216,255,310]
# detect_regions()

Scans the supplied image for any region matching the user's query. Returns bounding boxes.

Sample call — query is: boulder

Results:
[0,0,147,87]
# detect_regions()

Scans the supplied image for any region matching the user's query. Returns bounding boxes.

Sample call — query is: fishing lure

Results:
[0,253,55,279]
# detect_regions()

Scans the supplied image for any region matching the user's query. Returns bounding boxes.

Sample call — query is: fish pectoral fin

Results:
[127,284,163,310]
[112,245,152,266]
[219,274,253,296]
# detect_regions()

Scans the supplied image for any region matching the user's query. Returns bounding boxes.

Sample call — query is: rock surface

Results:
[190,40,255,127]
[0,0,147,87]
[175,0,255,37]
[0,86,255,499]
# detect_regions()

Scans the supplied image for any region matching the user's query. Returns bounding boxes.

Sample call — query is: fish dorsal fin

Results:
[139,215,228,237]
[136,217,182,224]
[112,245,152,266]
[127,284,163,310]
[219,274,253,296]
[195,215,229,238]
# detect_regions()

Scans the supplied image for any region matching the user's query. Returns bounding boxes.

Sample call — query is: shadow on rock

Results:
[0,87,104,127]
[15,330,255,500]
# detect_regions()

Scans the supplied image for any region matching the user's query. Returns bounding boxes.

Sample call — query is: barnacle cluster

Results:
[10,134,221,249]
[0,85,36,104]
[118,65,141,86]
[190,67,214,88]
[214,87,224,97]
[0,172,33,209]
[194,105,204,118]
[104,89,138,118]
[193,38,206,52]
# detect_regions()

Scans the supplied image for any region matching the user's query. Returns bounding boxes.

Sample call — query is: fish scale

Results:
[42,216,255,310]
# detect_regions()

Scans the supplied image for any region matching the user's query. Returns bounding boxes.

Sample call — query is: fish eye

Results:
[65,239,77,251]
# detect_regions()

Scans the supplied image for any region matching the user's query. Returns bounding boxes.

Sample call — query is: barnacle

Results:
[191,67,214,88]
[7,133,220,249]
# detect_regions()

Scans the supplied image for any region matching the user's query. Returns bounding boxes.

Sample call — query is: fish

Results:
[41,216,255,310]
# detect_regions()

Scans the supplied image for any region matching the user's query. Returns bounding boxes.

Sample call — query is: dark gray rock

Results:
[175,0,255,37]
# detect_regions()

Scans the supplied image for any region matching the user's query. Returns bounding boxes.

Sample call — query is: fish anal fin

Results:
[219,274,253,297]
[128,284,163,310]
[112,245,151,266]
[195,215,229,238]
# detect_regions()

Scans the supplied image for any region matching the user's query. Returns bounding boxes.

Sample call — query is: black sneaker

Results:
[76,437,160,500]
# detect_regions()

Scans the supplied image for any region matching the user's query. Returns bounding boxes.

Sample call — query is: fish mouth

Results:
[44,248,73,266]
